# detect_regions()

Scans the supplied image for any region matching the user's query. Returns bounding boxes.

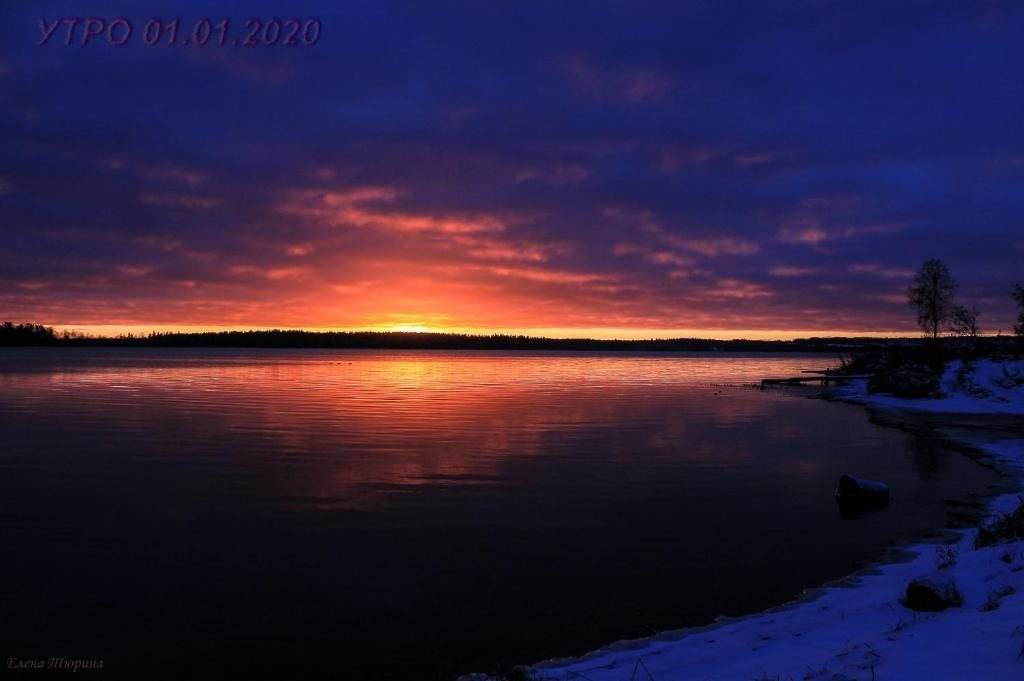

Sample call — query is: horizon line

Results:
[40,323,930,343]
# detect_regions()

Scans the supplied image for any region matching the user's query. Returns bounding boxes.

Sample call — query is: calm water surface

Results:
[0,349,1001,680]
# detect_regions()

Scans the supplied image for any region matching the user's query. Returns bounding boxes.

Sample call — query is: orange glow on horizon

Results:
[51,323,916,342]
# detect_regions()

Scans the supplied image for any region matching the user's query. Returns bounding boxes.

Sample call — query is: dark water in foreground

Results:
[0,349,1001,680]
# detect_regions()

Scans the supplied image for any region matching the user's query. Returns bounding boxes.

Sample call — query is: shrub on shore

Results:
[976,497,1024,548]
[839,334,1021,398]
[868,363,941,398]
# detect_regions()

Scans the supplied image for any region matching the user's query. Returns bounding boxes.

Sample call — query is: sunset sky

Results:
[2,1,1023,338]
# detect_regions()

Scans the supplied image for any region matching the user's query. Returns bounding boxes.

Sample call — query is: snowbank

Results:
[833,360,1024,416]
[495,362,1024,681]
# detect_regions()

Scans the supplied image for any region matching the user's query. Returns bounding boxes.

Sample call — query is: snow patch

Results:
[833,360,1024,416]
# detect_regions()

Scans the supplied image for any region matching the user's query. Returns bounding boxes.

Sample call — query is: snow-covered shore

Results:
[833,360,1024,417]
[490,360,1024,681]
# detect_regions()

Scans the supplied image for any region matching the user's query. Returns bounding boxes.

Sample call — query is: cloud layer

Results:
[2,1,1023,336]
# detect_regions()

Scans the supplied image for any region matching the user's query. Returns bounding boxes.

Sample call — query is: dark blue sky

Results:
[2,1,1022,336]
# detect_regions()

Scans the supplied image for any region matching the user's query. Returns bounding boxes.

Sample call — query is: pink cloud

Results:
[115,265,154,277]
[779,226,829,245]
[778,196,908,245]
[647,251,695,267]
[266,267,312,281]
[138,192,221,210]
[565,55,675,103]
[286,244,314,256]
[488,266,608,285]
[652,146,719,174]
[769,265,818,277]
[613,243,694,268]
[734,151,776,168]
[278,186,507,234]
[515,163,591,186]
[455,235,552,263]
[668,236,760,257]
[848,263,914,279]
[707,278,775,299]
[143,163,206,189]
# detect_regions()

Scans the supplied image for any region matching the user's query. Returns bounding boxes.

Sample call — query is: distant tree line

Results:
[0,324,919,352]
[0,322,59,345]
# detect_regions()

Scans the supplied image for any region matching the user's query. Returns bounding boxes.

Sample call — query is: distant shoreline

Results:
[0,325,929,353]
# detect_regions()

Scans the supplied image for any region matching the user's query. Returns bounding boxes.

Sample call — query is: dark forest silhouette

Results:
[0,322,907,352]
[0,322,61,345]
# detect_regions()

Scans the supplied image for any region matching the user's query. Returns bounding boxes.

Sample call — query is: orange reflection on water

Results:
[0,350,831,511]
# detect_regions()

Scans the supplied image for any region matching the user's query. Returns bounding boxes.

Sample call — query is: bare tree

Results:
[907,259,956,339]
[948,304,979,337]
[1013,284,1024,337]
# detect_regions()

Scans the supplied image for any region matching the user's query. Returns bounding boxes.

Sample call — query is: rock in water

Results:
[836,474,891,503]
[836,474,891,518]
[905,575,963,611]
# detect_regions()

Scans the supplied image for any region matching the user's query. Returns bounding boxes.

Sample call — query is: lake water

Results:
[0,349,1001,680]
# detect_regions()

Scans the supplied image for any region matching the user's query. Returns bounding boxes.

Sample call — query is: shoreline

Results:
[483,367,1024,681]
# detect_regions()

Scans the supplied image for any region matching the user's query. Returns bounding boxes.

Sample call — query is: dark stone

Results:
[836,474,890,519]
[905,575,963,611]
[836,474,890,503]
